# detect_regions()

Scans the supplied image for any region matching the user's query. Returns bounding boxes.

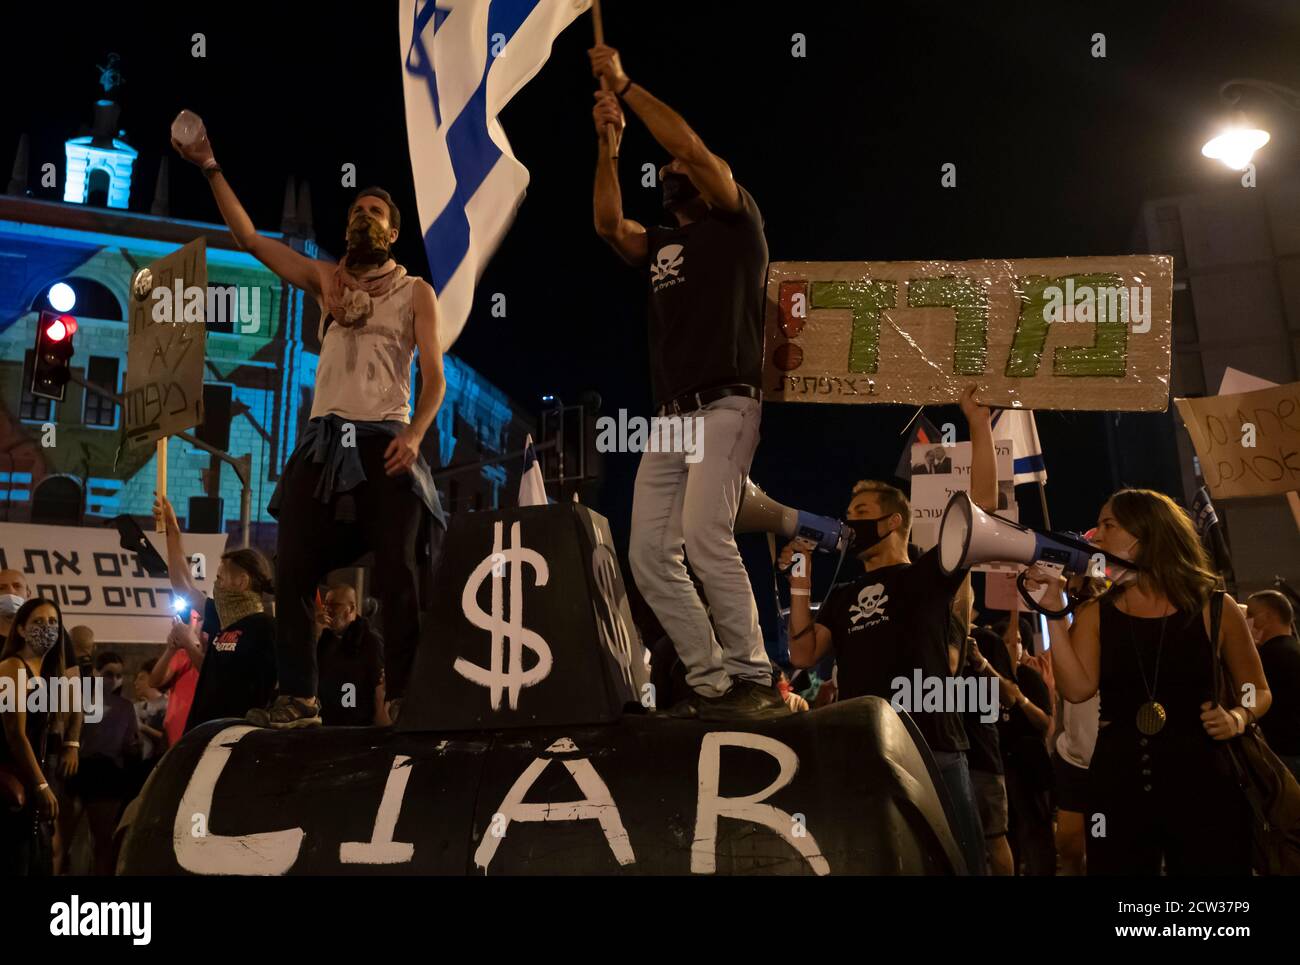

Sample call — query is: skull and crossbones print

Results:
[650,243,685,286]
[849,583,889,624]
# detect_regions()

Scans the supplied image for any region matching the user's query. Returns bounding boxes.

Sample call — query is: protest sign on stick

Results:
[124,238,207,460]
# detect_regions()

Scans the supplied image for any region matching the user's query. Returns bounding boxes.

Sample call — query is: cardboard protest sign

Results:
[764,257,1173,411]
[908,439,1015,557]
[123,238,207,452]
[1175,381,1300,499]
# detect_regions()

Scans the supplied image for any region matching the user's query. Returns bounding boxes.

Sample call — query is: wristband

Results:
[1229,708,1246,733]
[37,782,49,791]
[789,588,810,597]
[202,159,222,176]
[616,77,634,98]
[64,741,79,749]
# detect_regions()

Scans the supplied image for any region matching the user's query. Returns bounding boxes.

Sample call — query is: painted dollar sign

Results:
[454,521,553,710]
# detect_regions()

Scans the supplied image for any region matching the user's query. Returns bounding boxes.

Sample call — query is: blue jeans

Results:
[933,749,989,875]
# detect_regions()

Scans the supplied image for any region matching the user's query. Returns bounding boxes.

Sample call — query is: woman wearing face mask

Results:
[1024,489,1270,875]
[179,549,278,734]
[0,598,66,875]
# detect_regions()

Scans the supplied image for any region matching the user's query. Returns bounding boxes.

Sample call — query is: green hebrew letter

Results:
[811,280,897,374]
[907,277,989,375]
[1006,273,1128,378]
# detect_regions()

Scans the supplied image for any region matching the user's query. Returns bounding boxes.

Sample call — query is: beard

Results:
[345,216,391,267]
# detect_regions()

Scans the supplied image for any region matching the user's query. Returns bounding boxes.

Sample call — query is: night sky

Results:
[4,0,1299,552]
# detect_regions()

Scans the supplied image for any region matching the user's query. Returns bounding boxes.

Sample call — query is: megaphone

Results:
[937,492,1135,617]
[736,477,853,554]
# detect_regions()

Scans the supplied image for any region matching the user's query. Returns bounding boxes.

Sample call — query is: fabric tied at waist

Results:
[268,415,446,528]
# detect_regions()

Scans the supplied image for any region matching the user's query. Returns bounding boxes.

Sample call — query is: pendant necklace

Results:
[1129,602,1170,736]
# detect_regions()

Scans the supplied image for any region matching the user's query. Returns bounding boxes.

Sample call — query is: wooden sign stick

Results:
[156,437,168,533]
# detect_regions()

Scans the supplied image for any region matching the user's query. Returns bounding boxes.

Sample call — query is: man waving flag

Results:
[400,0,592,349]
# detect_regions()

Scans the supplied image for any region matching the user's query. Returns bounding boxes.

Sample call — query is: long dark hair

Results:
[1106,489,1220,617]
[0,597,65,674]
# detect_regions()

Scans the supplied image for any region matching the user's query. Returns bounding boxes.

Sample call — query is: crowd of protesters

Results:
[766,469,1300,876]
[4,450,1300,878]
[0,494,394,875]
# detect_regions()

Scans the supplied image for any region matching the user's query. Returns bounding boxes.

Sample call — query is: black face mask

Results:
[846,516,893,552]
[661,172,699,212]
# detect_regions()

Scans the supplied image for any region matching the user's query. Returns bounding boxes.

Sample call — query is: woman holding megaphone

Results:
[1023,488,1268,875]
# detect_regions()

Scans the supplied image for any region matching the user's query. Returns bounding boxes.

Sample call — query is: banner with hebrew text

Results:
[764,257,1172,410]
[0,523,227,642]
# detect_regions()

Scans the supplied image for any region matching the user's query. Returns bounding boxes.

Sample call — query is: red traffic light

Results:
[44,314,77,341]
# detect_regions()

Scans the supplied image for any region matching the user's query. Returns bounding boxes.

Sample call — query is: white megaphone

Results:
[938,492,1135,617]
[736,477,853,554]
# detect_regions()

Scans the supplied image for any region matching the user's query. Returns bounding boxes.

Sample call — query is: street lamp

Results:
[1201,78,1300,170]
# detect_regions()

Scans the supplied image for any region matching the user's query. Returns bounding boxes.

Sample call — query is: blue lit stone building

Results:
[0,94,533,550]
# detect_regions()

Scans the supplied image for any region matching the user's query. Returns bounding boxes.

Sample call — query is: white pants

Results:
[629,396,770,697]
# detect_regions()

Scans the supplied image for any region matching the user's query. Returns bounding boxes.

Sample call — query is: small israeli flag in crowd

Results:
[519,434,549,506]
[991,408,1047,485]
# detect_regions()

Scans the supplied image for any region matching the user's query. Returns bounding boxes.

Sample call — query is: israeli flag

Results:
[519,434,549,506]
[990,408,1048,485]
[400,0,591,349]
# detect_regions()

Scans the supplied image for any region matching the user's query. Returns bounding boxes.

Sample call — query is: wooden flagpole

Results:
[591,0,618,156]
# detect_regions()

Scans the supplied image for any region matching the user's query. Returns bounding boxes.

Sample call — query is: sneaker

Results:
[665,681,791,722]
[246,695,323,729]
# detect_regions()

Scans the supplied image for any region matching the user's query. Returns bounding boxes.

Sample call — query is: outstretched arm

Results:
[589,45,741,214]
[172,133,328,298]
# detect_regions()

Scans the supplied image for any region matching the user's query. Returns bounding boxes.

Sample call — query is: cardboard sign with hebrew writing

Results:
[1174,382,1300,499]
[764,257,1173,410]
[123,238,207,452]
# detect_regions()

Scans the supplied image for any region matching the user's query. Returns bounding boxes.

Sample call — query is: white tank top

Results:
[310,274,419,423]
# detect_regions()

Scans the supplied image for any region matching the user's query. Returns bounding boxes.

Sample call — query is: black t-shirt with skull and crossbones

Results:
[643,185,768,408]
[820,546,970,754]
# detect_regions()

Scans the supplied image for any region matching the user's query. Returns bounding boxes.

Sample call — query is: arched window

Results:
[31,475,82,525]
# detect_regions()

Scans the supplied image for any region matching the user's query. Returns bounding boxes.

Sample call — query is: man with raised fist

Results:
[171,123,446,729]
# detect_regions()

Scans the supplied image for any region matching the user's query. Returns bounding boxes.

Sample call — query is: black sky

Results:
[4,0,1299,547]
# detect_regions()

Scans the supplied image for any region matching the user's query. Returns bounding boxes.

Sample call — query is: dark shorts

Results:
[970,769,1009,838]
[1053,752,1091,814]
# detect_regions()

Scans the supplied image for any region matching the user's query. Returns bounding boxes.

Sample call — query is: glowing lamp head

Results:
[172,596,190,613]
[1202,126,1270,170]
[48,282,76,313]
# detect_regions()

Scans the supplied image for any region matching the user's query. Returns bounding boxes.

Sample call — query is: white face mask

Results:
[0,594,25,616]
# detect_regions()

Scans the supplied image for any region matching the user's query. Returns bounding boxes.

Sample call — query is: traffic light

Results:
[31,310,77,402]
